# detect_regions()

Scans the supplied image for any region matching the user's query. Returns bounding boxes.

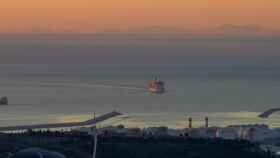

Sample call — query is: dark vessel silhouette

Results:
[0,96,8,105]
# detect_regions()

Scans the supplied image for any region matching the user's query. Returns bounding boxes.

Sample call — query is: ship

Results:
[148,77,165,94]
[0,96,8,105]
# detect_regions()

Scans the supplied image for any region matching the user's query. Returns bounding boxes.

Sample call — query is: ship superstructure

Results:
[148,77,165,94]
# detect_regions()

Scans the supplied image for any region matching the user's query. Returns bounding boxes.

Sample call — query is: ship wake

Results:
[11,81,147,91]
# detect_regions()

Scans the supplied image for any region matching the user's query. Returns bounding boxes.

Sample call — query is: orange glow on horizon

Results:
[0,0,279,33]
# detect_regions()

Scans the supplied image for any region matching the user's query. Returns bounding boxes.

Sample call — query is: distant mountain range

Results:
[99,25,280,37]
[1,25,279,42]
[207,24,279,36]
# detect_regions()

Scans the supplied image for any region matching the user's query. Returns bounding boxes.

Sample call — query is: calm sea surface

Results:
[0,65,280,128]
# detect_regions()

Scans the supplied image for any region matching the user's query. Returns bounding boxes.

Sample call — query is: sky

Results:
[0,0,280,33]
[0,0,279,65]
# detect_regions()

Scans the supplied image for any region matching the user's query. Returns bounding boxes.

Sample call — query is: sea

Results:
[0,64,280,129]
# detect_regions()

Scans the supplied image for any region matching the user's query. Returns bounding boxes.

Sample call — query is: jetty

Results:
[258,108,280,118]
[0,111,122,131]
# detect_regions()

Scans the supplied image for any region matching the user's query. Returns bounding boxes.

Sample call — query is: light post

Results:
[205,117,209,128]
[188,117,192,129]
[91,126,98,158]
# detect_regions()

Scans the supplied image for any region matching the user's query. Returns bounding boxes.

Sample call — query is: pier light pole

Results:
[188,117,192,129]
[205,117,209,128]
[91,126,98,158]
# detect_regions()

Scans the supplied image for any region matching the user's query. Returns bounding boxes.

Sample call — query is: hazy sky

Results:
[0,34,279,65]
[0,1,279,65]
[0,0,280,33]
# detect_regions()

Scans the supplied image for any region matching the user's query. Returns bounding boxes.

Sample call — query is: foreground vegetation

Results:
[0,131,275,158]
